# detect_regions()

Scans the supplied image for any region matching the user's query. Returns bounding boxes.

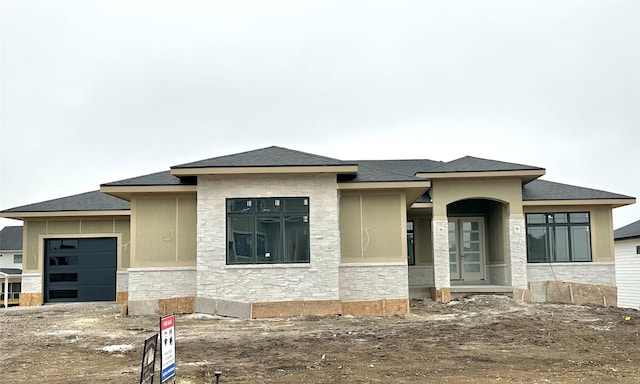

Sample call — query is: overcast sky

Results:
[1,0,639,231]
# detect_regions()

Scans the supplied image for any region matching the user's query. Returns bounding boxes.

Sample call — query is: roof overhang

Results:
[338,180,431,206]
[524,198,636,208]
[100,185,197,200]
[415,169,545,183]
[0,210,131,220]
[171,165,359,176]
[410,202,434,209]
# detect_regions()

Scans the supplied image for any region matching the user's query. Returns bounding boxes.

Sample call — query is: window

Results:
[407,221,415,266]
[13,254,22,264]
[526,212,592,263]
[227,197,310,264]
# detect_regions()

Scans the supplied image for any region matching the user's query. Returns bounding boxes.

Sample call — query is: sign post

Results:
[139,333,158,384]
[160,314,176,383]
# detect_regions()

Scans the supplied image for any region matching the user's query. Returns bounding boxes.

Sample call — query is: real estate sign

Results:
[139,333,158,384]
[160,314,176,383]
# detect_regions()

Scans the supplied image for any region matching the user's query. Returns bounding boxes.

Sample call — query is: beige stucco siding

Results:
[523,205,615,262]
[339,191,406,263]
[407,215,433,265]
[430,178,524,219]
[487,203,507,264]
[22,218,130,273]
[131,195,197,267]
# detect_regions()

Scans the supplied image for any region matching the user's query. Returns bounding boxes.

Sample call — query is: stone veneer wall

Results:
[20,273,42,294]
[431,219,450,289]
[117,271,128,293]
[197,174,341,305]
[527,262,616,287]
[507,217,528,288]
[408,266,434,288]
[128,267,197,301]
[486,265,509,285]
[339,263,408,302]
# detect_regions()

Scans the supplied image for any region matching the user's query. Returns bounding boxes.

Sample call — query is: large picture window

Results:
[227,197,310,265]
[526,212,592,263]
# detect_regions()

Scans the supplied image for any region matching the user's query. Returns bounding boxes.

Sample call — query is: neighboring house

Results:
[614,220,640,309]
[0,225,23,307]
[0,146,635,317]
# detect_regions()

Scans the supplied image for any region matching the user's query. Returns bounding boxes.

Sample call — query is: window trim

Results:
[407,220,415,266]
[226,197,310,265]
[525,212,592,263]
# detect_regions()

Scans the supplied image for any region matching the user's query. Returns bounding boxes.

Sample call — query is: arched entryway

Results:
[447,199,508,284]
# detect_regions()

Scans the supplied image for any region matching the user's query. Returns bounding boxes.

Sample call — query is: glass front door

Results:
[448,218,485,282]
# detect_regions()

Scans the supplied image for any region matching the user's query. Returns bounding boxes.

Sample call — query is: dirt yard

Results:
[1,296,640,383]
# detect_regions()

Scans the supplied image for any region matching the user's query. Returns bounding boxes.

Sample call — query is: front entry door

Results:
[448,218,485,282]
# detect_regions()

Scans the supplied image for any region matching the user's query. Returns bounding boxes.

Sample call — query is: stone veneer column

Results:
[507,216,528,289]
[431,218,451,302]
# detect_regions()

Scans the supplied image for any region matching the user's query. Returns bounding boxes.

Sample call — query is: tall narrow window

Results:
[227,197,310,264]
[407,221,415,266]
[526,212,592,263]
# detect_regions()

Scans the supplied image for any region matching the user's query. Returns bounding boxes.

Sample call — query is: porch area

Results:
[407,196,529,303]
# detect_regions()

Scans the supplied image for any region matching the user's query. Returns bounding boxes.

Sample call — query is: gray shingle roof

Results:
[2,191,130,213]
[426,156,544,173]
[0,268,22,275]
[0,226,22,250]
[102,171,196,187]
[172,146,357,169]
[523,180,634,201]
[614,220,640,240]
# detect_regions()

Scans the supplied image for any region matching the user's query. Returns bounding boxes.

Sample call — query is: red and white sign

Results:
[160,314,176,382]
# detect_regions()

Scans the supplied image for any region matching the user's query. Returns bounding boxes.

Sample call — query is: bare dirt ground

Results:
[2,296,640,384]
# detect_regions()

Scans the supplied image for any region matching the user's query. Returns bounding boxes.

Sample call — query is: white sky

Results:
[1,0,639,230]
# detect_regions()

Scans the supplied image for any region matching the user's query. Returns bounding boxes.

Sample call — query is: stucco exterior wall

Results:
[197,173,341,303]
[431,178,524,218]
[339,191,406,263]
[408,215,433,265]
[22,218,130,273]
[131,194,196,267]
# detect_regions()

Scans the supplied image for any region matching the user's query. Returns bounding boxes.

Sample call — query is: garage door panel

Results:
[47,270,116,286]
[47,252,116,270]
[48,285,116,301]
[44,237,117,303]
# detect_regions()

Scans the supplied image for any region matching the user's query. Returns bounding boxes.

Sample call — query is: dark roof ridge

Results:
[523,179,635,201]
[354,162,425,181]
[614,219,640,240]
[172,145,354,169]
[1,190,130,213]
